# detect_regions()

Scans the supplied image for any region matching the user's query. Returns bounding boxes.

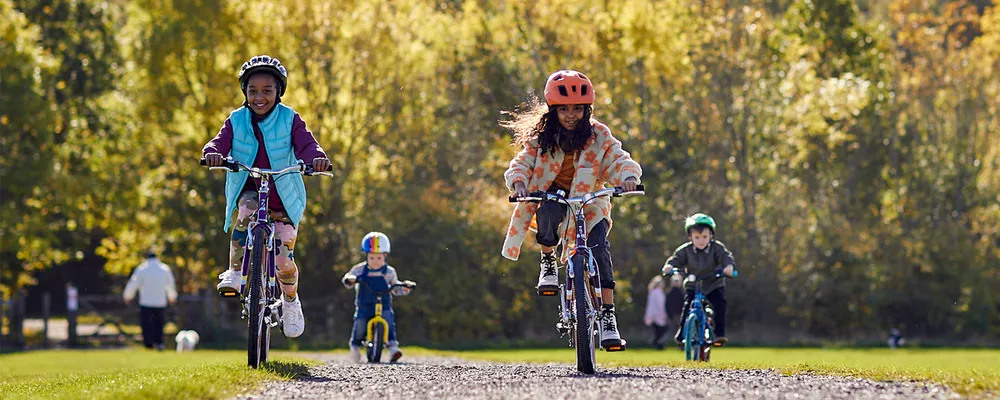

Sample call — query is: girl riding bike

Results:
[203,55,331,338]
[501,69,642,348]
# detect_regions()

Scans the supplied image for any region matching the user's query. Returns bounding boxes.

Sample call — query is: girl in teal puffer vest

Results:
[202,55,330,339]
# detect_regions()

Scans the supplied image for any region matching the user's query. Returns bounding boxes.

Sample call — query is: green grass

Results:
[0,349,318,400]
[417,347,1000,397]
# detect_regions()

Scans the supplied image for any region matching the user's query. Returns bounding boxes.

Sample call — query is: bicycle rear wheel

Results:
[247,231,267,368]
[572,254,596,374]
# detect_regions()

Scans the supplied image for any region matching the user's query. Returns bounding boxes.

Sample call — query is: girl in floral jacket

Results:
[501,69,642,348]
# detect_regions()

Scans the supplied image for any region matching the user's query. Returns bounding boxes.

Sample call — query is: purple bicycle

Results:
[511,184,644,374]
[201,156,332,368]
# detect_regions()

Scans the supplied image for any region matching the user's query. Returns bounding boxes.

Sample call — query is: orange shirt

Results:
[552,150,577,191]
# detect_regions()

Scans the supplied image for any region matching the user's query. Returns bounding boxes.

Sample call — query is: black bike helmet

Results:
[238,55,288,96]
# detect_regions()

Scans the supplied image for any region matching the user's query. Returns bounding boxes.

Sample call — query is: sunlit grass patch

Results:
[0,349,318,400]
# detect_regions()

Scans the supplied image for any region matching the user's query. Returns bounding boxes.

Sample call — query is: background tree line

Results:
[3,0,999,344]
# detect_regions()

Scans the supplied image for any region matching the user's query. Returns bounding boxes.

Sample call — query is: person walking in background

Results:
[644,276,669,349]
[123,250,177,350]
[665,273,685,342]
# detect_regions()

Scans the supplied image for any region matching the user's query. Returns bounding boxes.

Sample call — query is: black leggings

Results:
[535,200,615,289]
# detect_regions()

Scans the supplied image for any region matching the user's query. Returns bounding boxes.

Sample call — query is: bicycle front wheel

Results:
[684,313,700,361]
[572,254,596,374]
[368,323,385,363]
[247,231,267,368]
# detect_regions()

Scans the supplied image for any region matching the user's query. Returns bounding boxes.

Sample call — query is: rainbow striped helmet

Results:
[361,232,391,254]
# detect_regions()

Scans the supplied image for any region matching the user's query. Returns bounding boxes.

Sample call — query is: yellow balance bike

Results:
[351,279,416,363]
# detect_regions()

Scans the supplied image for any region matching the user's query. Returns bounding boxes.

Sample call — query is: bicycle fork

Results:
[365,301,391,344]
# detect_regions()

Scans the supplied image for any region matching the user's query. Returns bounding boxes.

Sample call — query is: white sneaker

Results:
[281,296,305,338]
[349,346,362,363]
[536,252,559,295]
[389,344,403,363]
[600,307,626,350]
[217,269,241,293]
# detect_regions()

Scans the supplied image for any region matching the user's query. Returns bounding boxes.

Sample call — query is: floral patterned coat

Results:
[502,120,642,262]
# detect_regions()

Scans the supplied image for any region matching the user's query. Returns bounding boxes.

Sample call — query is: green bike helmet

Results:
[684,213,716,234]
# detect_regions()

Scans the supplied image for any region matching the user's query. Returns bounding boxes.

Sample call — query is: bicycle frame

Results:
[562,197,604,348]
[685,280,712,349]
[238,176,279,325]
[366,299,390,344]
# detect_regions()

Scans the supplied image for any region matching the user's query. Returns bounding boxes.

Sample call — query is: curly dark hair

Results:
[500,96,594,155]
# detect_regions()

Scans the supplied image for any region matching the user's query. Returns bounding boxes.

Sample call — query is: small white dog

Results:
[175,330,200,353]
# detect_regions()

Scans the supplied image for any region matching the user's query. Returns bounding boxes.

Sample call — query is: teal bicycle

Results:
[664,267,736,362]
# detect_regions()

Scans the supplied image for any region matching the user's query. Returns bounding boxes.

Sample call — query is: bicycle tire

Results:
[247,231,267,368]
[572,254,596,374]
[370,324,385,363]
[684,313,699,361]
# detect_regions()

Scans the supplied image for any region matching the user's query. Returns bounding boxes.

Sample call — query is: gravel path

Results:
[241,354,963,400]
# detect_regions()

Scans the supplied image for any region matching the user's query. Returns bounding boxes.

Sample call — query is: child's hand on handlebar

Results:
[401,281,415,295]
[512,181,529,198]
[622,177,639,192]
[723,265,735,277]
[205,153,225,167]
[311,157,331,172]
[342,274,357,287]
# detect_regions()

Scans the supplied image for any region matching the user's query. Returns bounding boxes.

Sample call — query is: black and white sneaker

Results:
[536,252,559,296]
[601,307,627,351]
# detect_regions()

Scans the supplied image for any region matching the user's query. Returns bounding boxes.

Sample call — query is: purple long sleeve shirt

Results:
[202,113,327,213]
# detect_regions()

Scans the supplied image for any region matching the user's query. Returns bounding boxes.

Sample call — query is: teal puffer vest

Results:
[223,104,307,231]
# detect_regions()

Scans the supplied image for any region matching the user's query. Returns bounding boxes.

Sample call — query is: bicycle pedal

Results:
[536,286,559,296]
[602,339,627,352]
[219,289,240,299]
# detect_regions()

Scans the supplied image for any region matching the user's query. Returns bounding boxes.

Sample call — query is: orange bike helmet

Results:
[544,70,595,106]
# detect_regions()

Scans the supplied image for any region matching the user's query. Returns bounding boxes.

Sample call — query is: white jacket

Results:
[123,257,178,308]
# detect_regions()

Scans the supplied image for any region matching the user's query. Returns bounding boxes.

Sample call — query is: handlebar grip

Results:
[732,270,738,278]
[635,184,645,192]
[509,191,547,203]
[199,158,207,166]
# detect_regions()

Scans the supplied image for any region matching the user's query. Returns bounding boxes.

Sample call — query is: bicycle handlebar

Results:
[345,278,417,295]
[200,157,333,177]
[665,267,738,279]
[509,184,645,204]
